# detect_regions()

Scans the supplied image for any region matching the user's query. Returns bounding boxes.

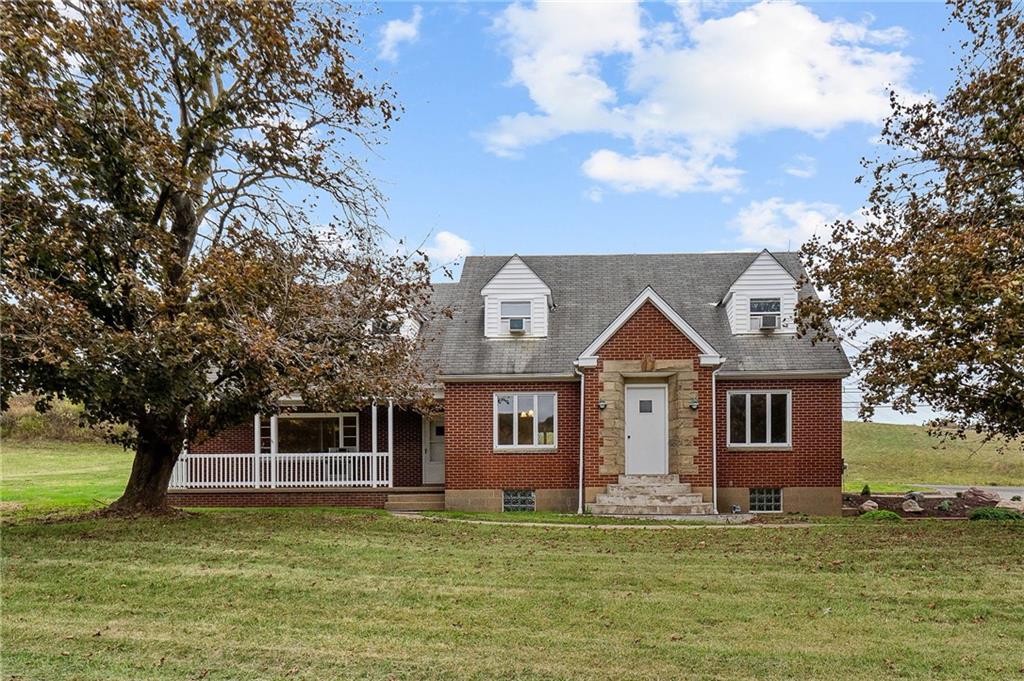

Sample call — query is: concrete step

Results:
[595,492,706,506]
[588,502,715,516]
[385,492,446,511]
[606,483,693,495]
[618,474,680,485]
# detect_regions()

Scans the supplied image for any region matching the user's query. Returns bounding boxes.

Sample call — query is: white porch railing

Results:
[169,451,393,489]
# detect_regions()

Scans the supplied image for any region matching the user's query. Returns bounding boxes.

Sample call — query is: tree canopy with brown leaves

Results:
[1,0,436,512]
[800,0,1023,446]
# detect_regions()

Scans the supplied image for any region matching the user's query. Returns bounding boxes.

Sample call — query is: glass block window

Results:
[749,488,782,512]
[503,489,536,512]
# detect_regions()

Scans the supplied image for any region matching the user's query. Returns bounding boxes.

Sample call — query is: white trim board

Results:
[578,286,722,365]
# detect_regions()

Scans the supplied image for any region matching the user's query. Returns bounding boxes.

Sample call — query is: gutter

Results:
[573,363,586,514]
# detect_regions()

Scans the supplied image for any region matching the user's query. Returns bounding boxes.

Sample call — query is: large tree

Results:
[1,0,435,512]
[800,0,1023,445]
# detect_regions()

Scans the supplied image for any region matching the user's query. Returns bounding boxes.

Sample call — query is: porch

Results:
[170,401,446,493]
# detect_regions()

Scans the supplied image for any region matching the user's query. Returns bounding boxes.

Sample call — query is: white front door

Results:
[625,386,668,475]
[422,415,445,484]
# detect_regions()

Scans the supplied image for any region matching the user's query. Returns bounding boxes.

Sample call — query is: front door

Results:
[624,386,668,475]
[422,415,445,484]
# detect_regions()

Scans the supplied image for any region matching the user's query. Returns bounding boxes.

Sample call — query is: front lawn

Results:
[3,510,1022,680]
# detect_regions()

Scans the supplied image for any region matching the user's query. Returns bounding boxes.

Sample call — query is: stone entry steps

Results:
[385,492,446,511]
[588,474,714,516]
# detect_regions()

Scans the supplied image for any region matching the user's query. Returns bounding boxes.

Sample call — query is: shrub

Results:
[968,507,1024,521]
[1012,495,1022,502]
[955,491,964,498]
[860,484,871,496]
[937,499,953,512]
[0,394,124,442]
[860,509,902,522]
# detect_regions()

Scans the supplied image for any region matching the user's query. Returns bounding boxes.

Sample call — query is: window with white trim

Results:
[727,391,790,447]
[500,300,532,334]
[277,413,359,453]
[749,487,782,512]
[749,297,781,331]
[494,393,557,449]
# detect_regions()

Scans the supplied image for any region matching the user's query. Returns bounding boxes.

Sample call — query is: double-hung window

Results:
[727,391,790,447]
[494,393,557,449]
[500,301,532,334]
[749,297,781,330]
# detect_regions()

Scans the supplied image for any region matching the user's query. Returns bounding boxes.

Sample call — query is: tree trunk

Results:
[107,425,181,514]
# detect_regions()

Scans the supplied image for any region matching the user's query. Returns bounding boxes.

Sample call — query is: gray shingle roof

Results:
[419,252,851,378]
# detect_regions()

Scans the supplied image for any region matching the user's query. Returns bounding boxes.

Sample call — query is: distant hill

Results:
[843,421,1024,492]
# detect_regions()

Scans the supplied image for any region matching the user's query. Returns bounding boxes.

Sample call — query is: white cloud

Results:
[582,149,742,196]
[423,230,472,264]
[783,154,817,179]
[583,187,604,203]
[379,6,422,62]
[730,197,848,249]
[486,0,917,193]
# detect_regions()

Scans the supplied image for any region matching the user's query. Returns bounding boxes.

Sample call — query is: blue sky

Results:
[359,1,959,423]
[361,1,958,263]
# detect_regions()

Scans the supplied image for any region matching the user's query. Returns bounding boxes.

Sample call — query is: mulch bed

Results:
[843,493,996,518]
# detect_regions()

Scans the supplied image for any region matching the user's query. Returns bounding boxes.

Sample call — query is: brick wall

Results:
[191,421,255,454]
[715,378,843,488]
[167,489,391,508]
[442,381,580,490]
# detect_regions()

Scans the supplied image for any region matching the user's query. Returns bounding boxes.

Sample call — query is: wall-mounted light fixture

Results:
[689,397,699,411]
[597,399,607,411]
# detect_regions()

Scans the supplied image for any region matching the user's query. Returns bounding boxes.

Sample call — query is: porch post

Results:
[371,401,378,487]
[253,414,261,488]
[387,399,394,487]
[270,414,278,488]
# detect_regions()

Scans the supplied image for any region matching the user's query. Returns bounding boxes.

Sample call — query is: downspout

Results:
[574,364,586,514]
[711,361,725,514]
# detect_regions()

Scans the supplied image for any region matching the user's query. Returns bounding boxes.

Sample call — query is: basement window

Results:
[749,488,782,513]
[503,489,536,512]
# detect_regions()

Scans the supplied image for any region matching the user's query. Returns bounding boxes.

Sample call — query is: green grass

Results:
[842,422,1024,493]
[0,440,132,515]
[3,510,1023,680]
[420,510,740,525]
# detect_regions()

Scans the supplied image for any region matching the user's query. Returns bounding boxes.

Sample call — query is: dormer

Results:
[481,255,551,338]
[722,250,800,335]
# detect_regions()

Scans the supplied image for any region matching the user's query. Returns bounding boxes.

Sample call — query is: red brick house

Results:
[170,251,850,515]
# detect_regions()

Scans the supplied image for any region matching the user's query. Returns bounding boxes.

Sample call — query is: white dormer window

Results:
[481,255,551,338]
[500,301,532,335]
[749,298,781,331]
[722,251,799,335]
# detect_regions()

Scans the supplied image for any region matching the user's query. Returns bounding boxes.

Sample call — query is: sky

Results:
[357,1,962,423]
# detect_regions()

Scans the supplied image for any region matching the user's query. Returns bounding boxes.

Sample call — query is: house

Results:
[169,250,851,515]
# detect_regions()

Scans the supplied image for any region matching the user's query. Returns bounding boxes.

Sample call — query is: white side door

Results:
[422,415,445,484]
[624,386,668,475]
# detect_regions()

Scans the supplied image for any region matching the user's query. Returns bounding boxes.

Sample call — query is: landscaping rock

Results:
[905,491,925,502]
[963,487,1001,506]
[859,500,879,512]
[902,499,924,513]
[995,499,1024,513]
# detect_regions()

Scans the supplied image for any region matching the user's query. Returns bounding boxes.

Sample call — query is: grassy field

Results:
[2,510,1022,680]
[0,440,132,515]
[842,422,1024,492]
